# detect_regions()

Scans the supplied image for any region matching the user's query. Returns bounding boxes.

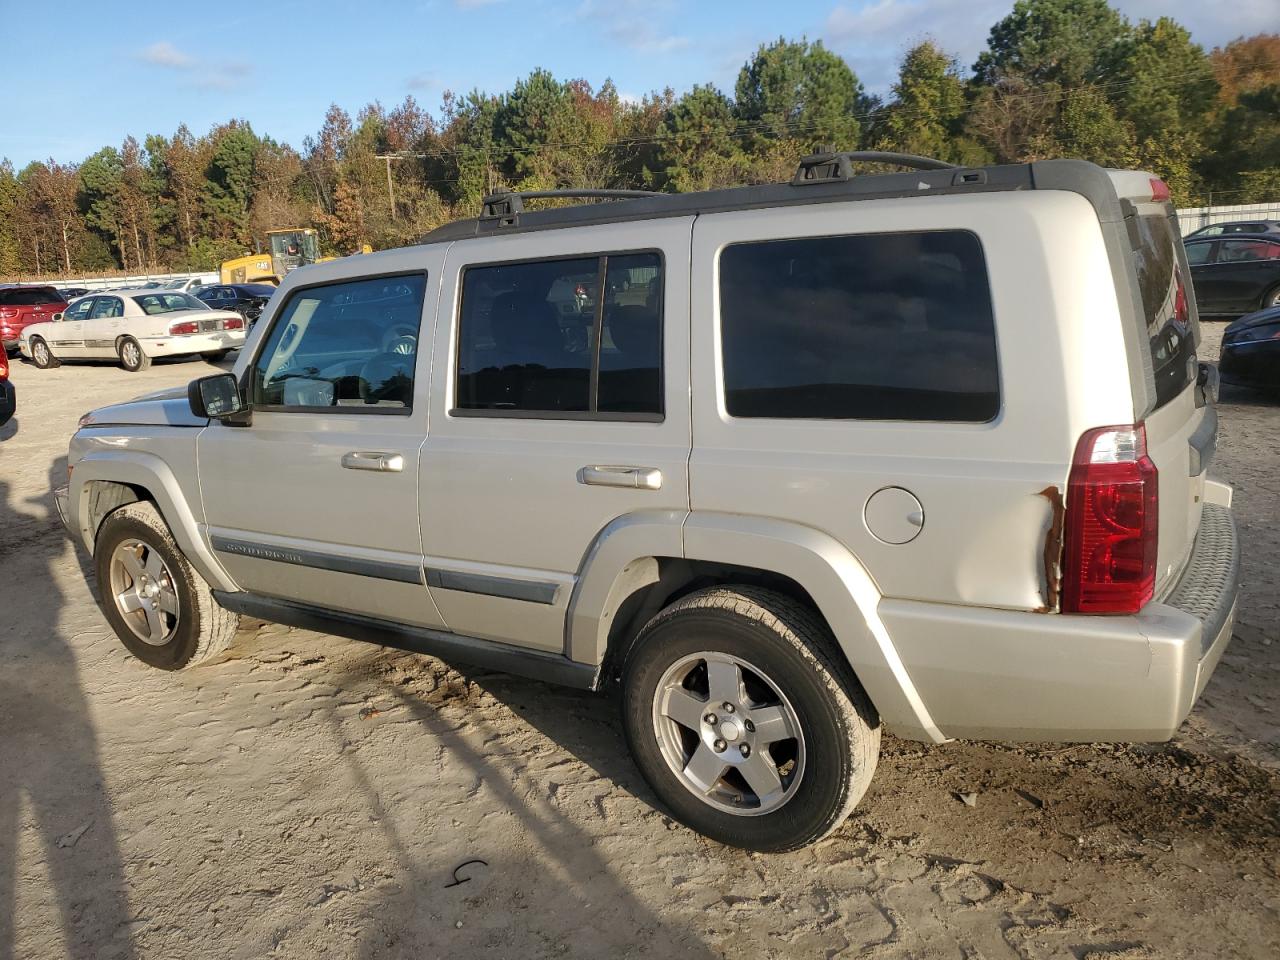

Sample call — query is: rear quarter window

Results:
[719,230,999,422]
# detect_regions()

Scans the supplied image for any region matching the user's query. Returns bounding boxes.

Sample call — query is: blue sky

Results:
[1,0,1274,168]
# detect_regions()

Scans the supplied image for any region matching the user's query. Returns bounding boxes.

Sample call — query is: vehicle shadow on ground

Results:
[0,417,16,442]
[322,658,719,959]
[0,467,136,960]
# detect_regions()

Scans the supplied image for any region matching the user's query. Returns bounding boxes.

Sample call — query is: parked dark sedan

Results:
[195,283,277,328]
[1185,218,1280,238]
[1184,233,1280,317]
[1220,304,1280,392]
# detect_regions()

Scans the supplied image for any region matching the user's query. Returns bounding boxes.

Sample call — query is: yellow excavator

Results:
[220,228,332,284]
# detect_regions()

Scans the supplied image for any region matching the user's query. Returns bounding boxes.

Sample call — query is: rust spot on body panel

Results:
[1038,485,1065,613]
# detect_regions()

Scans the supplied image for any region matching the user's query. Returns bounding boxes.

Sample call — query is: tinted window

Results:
[1134,214,1197,408]
[1184,241,1214,265]
[0,287,63,306]
[720,231,999,421]
[1218,240,1280,262]
[252,274,426,410]
[239,284,278,298]
[456,252,663,416]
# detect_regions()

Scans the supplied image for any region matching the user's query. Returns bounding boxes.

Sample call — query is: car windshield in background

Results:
[0,287,63,305]
[133,293,207,315]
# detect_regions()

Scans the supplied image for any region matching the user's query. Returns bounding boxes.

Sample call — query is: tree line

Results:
[1,0,1276,279]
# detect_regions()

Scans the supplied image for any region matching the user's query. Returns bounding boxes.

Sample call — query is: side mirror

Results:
[52,312,64,322]
[188,373,250,425]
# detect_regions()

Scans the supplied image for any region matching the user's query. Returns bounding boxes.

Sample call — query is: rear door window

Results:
[1133,214,1197,408]
[719,231,999,421]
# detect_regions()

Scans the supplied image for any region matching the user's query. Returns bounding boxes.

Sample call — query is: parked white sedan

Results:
[19,289,246,372]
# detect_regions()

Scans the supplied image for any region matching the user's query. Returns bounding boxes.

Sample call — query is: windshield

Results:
[270,231,320,264]
[163,278,192,289]
[132,292,208,315]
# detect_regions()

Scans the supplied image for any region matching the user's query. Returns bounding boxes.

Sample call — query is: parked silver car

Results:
[55,153,1238,851]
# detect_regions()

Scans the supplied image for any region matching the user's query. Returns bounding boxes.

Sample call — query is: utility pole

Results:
[375,153,432,221]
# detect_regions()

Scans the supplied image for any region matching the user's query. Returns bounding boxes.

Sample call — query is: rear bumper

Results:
[882,498,1240,742]
[141,331,246,356]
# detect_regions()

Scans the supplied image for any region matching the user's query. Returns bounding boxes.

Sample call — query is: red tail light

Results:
[0,353,9,379]
[1150,178,1170,202]
[169,320,199,335]
[223,316,244,330]
[1062,424,1158,614]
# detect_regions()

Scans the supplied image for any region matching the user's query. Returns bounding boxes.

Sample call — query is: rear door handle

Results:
[579,465,662,490]
[341,451,404,473]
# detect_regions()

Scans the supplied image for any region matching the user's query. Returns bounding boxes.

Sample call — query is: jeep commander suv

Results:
[56,153,1238,852]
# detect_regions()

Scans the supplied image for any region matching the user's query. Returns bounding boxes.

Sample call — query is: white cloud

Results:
[137,40,252,91]
[575,0,690,55]
[139,41,194,69]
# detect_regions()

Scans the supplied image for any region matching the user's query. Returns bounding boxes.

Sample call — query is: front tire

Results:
[30,337,59,369]
[119,336,151,372]
[94,501,239,670]
[622,586,880,852]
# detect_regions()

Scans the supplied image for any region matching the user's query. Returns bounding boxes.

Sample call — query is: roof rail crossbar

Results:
[792,150,956,186]
[480,189,662,221]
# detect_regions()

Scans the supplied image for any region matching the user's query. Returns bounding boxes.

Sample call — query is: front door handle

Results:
[579,465,662,490]
[341,451,404,473]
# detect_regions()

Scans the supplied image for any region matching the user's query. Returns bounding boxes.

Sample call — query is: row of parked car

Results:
[0,281,277,371]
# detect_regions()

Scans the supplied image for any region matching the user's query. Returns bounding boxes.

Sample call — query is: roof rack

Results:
[481,189,661,222]
[792,150,955,186]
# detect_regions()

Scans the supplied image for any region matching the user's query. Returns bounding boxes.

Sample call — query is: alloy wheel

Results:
[651,651,806,815]
[108,538,180,645]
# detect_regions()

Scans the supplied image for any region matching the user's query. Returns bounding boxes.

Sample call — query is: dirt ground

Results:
[1,325,1277,960]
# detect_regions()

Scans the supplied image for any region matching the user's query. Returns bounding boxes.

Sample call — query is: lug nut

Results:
[739,744,751,758]
[713,738,727,752]
[722,702,735,713]
[744,719,755,733]
[705,713,717,725]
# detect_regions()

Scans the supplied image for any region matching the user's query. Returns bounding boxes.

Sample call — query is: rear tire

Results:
[93,501,239,670]
[119,336,151,372]
[1262,284,1280,310]
[30,337,59,369]
[621,586,880,852]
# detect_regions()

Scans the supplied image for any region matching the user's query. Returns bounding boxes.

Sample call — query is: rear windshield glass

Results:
[719,230,999,421]
[0,287,62,306]
[1133,213,1197,408]
[133,293,206,315]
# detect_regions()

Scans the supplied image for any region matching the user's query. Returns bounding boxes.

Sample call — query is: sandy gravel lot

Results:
[1,326,1277,960]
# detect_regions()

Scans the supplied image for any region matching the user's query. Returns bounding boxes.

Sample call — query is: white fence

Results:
[1176,202,1280,236]
[32,271,220,292]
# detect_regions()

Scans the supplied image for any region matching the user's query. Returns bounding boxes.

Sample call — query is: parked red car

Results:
[1,285,68,353]
[0,350,14,428]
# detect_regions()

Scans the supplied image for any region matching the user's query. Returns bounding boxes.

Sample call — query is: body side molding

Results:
[214,591,598,689]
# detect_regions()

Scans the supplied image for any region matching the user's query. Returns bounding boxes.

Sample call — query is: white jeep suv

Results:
[55,153,1238,851]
